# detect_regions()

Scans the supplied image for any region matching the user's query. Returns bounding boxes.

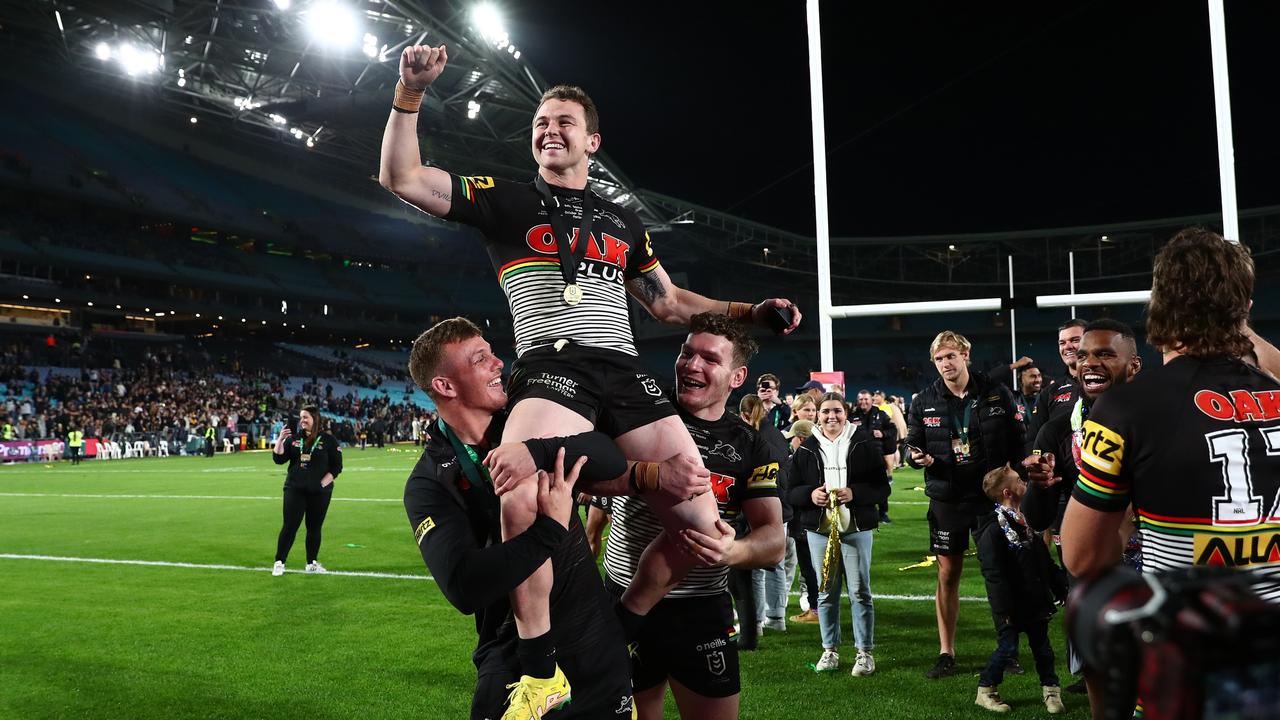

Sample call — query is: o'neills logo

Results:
[526,226,631,268]
[695,638,728,652]
[1194,530,1280,567]
[1194,389,1280,422]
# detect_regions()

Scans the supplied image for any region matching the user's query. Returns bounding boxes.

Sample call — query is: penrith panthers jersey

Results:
[445,174,661,358]
[1072,355,1280,602]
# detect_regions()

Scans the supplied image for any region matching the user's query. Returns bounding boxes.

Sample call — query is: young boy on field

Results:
[973,464,1066,714]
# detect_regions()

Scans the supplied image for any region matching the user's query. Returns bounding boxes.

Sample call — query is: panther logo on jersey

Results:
[707,441,742,463]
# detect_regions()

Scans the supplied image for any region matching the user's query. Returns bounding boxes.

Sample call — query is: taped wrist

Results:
[393,80,425,113]
[628,461,661,494]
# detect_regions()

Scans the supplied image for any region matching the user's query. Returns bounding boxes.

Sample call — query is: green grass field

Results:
[1,449,1089,719]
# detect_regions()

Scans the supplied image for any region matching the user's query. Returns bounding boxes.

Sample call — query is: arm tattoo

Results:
[629,273,667,304]
[431,188,451,201]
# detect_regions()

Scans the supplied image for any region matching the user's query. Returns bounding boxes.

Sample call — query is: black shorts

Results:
[472,631,635,720]
[927,498,986,556]
[508,342,676,438]
[610,583,741,698]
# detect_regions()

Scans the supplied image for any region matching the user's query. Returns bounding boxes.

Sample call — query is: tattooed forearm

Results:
[629,273,668,305]
[431,188,451,201]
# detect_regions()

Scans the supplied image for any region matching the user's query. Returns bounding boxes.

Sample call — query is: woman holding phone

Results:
[271,406,343,576]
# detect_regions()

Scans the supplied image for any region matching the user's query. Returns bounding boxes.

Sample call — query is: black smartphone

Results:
[766,305,794,334]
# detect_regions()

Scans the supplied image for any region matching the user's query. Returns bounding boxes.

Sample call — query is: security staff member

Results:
[907,331,1025,680]
[271,407,342,575]
[67,426,84,465]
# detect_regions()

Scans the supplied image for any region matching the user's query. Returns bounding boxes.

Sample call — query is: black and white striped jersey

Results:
[604,404,781,597]
[444,174,661,357]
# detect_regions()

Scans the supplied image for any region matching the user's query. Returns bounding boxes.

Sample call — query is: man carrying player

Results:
[380,44,799,716]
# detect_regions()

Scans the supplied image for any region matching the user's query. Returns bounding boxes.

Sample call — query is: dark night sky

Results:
[510,2,1280,237]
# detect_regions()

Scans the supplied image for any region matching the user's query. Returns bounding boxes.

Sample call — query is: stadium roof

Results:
[3,0,663,222]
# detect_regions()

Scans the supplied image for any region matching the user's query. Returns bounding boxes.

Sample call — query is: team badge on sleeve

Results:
[747,462,779,490]
[414,516,436,546]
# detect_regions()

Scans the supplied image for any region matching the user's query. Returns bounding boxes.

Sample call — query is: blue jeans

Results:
[763,524,796,620]
[806,529,875,651]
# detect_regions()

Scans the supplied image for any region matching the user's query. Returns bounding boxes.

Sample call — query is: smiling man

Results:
[1022,319,1141,538]
[907,331,1025,679]
[379,45,799,717]
[604,313,784,720]
[1026,320,1086,448]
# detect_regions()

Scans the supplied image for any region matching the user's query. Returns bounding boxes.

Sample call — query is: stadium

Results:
[3,2,1279,719]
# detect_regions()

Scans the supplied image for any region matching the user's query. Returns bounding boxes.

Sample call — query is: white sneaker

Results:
[799,591,810,613]
[815,649,839,672]
[305,561,326,574]
[271,561,285,577]
[763,618,787,632]
[852,650,876,677]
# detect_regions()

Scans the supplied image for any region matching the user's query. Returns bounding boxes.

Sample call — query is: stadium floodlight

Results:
[513,50,521,60]
[95,42,111,60]
[189,117,198,124]
[22,294,28,299]
[55,298,61,303]
[467,99,481,120]
[177,78,186,87]
[306,2,360,49]
[273,0,291,9]
[362,33,379,58]
[86,301,93,307]
[115,304,121,309]
[118,43,160,76]
[306,137,315,148]
[473,3,509,45]
[55,10,64,32]
[269,113,287,124]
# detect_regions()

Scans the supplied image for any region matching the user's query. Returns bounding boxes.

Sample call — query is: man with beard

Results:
[1025,320,1086,448]
[604,313,784,719]
[1016,364,1043,434]
[1061,230,1280,716]
[1022,320,1141,545]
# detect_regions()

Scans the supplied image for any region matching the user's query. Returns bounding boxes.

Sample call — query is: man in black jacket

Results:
[1025,319,1086,448]
[403,317,709,720]
[906,331,1025,680]
[850,390,898,524]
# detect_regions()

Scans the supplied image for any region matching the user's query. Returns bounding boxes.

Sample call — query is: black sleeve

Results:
[787,447,821,507]
[522,431,628,485]
[272,441,292,465]
[442,174,506,234]
[905,395,926,467]
[877,410,898,455]
[327,434,343,478]
[852,466,892,508]
[405,473,567,616]
[998,385,1025,466]
[1022,476,1062,532]
[976,525,1014,619]
[1025,383,1055,453]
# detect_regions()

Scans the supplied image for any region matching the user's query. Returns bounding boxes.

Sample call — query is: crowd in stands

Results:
[0,336,434,457]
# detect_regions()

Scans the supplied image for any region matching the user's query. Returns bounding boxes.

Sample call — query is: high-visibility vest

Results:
[68,431,84,448]
[1,423,12,440]
[205,426,215,440]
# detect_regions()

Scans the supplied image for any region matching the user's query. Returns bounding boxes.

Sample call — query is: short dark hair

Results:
[538,85,599,134]
[409,317,483,399]
[689,312,758,367]
[1084,318,1138,357]
[1058,318,1087,333]
[1147,227,1254,359]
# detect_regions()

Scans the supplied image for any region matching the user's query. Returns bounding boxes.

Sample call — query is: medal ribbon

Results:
[1069,398,1088,467]
[438,419,493,489]
[533,174,595,292]
[951,396,975,449]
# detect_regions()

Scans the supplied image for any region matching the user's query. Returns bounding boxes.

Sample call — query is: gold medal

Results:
[300,453,312,463]
[562,283,583,306]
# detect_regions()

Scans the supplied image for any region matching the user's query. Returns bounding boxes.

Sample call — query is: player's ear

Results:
[586,132,601,155]
[431,376,457,399]
[728,365,748,389]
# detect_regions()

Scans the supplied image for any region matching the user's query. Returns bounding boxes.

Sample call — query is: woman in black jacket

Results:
[788,393,891,677]
[271,406,343,576]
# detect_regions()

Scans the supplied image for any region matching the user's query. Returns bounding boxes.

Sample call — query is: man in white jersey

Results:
[379,45,799,717]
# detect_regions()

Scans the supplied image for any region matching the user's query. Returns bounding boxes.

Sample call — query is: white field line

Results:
[0,492,400,502]
[0,553,988,602]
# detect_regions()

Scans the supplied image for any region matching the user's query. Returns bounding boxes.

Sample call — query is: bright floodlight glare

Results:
[273,0,291,9]
[307,2,360,48]
[362,32,379,58]
[95,42,112,61]
[306,137,315,148]
[473,3,506,42]
[177,77,186,87]
[189,116,198,124]
[513,50,520,60]
[118,43,160,76]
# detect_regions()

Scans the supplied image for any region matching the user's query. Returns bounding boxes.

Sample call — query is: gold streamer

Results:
[819,492,842,591]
